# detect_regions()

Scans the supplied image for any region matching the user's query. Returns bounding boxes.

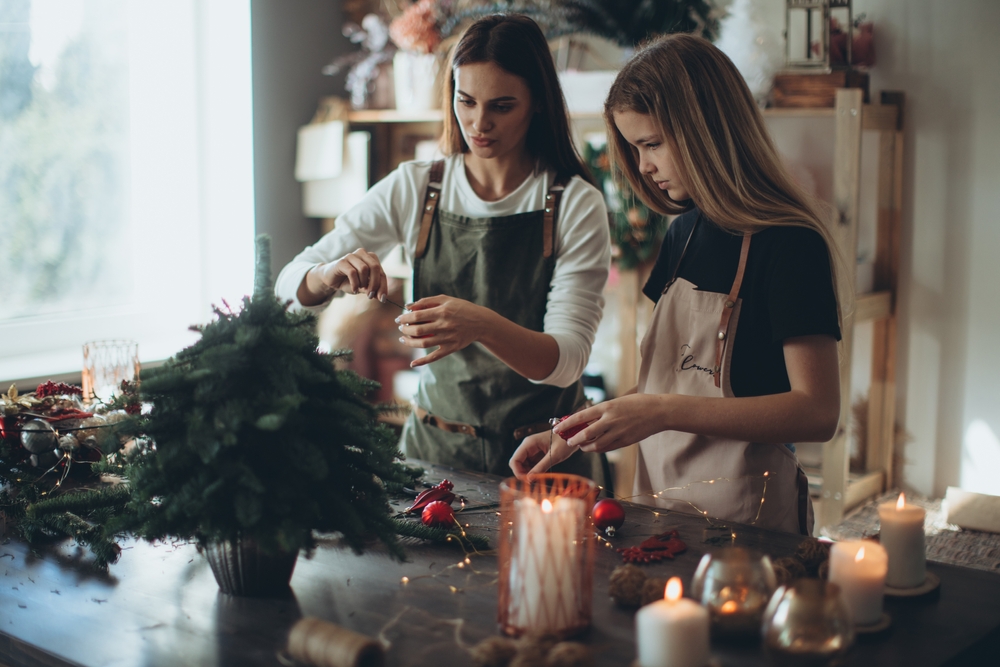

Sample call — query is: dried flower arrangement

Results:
[389,0,447,54]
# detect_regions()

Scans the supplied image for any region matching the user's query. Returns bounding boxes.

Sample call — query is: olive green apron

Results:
[400,160,596,479]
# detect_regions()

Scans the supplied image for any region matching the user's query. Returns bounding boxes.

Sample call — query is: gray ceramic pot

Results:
[204,537,298,597]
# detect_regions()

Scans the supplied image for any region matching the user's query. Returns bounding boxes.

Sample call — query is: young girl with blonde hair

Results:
[511,34,847,534]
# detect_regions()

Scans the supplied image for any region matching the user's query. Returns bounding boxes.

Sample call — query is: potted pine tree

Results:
[113,236,408,596]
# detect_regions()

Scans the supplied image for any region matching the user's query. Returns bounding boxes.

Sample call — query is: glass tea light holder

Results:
[762,579,855,667]
[692,547,777,639]
[497,473,597,639]
[82,340,139,404]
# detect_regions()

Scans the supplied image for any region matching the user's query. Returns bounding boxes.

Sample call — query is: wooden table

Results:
[2,464,999,666]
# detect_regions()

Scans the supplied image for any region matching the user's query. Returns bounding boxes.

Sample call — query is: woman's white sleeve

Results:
[533,180,611,387]
[273,164,426,312]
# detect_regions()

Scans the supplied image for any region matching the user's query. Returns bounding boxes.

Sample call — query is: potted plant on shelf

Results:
[112,236,409,596]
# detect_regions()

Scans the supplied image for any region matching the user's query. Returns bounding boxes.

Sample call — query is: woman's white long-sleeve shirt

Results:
[275,153,611,388]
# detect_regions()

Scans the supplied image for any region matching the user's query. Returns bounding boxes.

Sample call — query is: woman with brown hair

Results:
[512,34,848,534]
[276,14,611,476]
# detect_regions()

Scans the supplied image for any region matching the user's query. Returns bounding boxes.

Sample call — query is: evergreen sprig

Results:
[393,518,491,551]
[109,236,412,560]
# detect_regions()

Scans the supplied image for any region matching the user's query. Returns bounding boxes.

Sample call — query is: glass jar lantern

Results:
[785,0,853,71]
[762,579,855,666]
[497,473,597,639]
[692,547,777,639]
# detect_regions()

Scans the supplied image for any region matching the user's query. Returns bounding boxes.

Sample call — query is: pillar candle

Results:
[828,541,887,625]
[878,492,927,588]
[509,495,586,632]
[636,577,710,667]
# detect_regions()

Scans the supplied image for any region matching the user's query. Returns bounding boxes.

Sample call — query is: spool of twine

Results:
[287,617,384,667]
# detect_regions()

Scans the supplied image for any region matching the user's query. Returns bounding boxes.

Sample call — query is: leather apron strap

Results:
[714,233,751,388]
[414,160,445,259]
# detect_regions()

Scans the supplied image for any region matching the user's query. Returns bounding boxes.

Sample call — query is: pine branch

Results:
[393,518,491,551]
[26,485,131,519]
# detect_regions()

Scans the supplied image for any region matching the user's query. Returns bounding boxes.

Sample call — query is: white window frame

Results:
[0,0,255,386]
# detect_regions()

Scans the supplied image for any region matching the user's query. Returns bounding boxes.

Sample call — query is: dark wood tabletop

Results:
[1,463,999,667]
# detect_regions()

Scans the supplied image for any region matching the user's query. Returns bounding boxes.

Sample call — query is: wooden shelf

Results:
[856,290,893,322]
[348,105,895,127]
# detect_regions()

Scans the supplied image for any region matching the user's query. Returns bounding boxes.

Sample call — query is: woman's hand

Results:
[397,295,488,367]
[509,430,578,480]
[299,248,389,306]
[554,394,670,453]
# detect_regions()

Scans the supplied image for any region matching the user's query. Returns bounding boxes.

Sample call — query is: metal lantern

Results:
[785,0,853,71]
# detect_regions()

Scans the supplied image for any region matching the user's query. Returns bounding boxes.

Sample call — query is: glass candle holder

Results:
[762,579,855,667]
[497,473,597,639]
[692,547,777,639]
[82,340,139,404]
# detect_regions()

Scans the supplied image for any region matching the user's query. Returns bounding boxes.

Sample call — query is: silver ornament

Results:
[20,419,58,454]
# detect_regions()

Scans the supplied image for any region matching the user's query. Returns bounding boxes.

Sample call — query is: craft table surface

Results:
[1,463,999,666]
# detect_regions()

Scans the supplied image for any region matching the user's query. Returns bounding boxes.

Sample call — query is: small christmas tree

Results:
[111,236,409,560]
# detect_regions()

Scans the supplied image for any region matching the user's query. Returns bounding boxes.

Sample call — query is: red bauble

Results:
[593,498,626,535]
[421,500,455,528]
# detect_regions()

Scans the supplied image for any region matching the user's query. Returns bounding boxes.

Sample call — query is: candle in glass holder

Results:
[692,548,776,639]
[828,541,887,626]
[635,577,710,667]
[710,586,770,636]
[878,492,927,588]
[509,495,586,632]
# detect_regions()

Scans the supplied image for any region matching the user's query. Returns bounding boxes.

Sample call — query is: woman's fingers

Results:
[335,249,386,297]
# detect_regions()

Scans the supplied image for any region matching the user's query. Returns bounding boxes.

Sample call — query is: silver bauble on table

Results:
[20,419,58,454]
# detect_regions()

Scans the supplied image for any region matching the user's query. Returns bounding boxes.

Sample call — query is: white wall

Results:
[740,0,1000,497]
[855,0,1000,498]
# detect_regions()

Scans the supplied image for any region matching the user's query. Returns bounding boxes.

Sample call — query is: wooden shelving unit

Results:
[344,88,905,531]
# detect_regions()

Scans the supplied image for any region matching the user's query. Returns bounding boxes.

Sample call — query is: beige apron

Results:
[633,222,814,535]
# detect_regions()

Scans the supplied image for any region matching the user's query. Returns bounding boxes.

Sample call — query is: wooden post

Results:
[820,89,863,529]
[866,93,905,489]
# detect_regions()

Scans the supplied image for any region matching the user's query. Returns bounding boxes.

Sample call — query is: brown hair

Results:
[441,14,593,185]
[604,33,850,324]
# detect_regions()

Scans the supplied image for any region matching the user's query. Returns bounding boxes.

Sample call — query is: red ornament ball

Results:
[421,500,455,528]
[593,498,626,534]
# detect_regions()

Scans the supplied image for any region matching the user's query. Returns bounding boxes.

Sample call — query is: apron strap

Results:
[714,233,752,388]
[414,159,446,259]
[542,173,569,259]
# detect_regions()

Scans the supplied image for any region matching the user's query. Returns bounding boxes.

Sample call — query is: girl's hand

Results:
[509,430,578,480]
[397,295,489,367]
[554,394,669,453]
[309,248,389,302]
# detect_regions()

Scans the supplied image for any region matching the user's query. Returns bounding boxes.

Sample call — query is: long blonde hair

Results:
[604,34,851,327]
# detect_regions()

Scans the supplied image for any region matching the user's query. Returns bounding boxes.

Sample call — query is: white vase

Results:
[393,51,440,112]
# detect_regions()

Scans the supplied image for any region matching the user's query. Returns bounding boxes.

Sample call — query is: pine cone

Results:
[773,556,807,586]
[470,636,517,667]
[641,577,669,606]
[546,641,594,667]
[794,538,831,576]
[608,564,647,607]
[818,559,830,581]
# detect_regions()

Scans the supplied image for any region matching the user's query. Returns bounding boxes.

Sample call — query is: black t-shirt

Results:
[642,208,841,398]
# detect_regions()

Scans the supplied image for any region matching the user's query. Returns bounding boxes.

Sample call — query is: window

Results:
[0,0,255,383]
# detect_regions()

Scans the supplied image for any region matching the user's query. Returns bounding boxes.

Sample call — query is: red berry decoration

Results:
[593,498,626,536]
[617,530,687,564]
[421,500,455,528]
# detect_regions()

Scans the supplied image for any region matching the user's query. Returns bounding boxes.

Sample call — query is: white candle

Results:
[509,495,586,633]
[878,492,927,588]
[828,541,887,625]
[636,577,710,667]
